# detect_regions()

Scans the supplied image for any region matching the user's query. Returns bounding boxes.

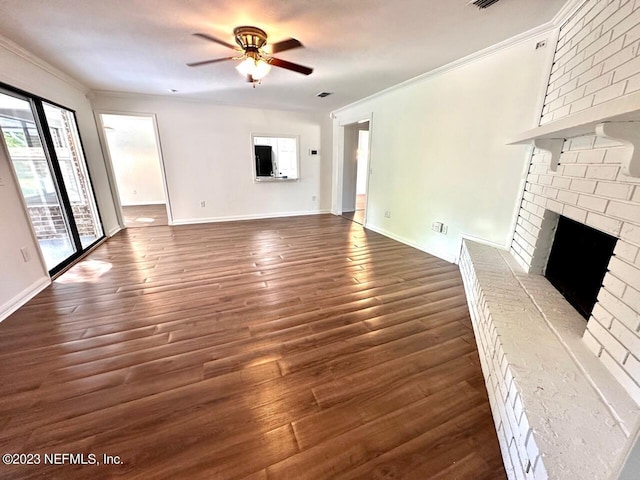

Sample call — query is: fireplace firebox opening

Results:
[544,216,617,320]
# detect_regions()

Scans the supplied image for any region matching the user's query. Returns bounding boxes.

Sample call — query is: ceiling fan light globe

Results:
[252,59,271,80]
[235,57,271,80]
[236,57,255,77]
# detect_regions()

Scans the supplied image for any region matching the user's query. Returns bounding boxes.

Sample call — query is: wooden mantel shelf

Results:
[508,90,640,177]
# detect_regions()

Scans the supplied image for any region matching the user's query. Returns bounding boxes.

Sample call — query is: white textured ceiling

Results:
[0,0,568,111]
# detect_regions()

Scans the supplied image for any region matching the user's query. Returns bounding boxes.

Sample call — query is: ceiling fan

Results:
[187,26,313,85]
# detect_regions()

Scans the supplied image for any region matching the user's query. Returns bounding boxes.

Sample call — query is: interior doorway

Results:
[98,113,170,228]
[341,121,369,225]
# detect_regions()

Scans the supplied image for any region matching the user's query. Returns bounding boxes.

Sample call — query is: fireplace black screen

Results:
[545,216,617,320]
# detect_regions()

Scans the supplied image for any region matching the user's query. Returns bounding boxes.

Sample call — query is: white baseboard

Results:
[0,276,51,323]
[459,233,510,251]
[172,209,332,226]
[364,223,456,264]
[457,233,510,263]
[121,201,166,206]
[107,225,122,237]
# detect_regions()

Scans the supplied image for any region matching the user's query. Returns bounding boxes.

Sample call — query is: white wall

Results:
[101,114,166,206]
[0,139,49,319]
[91,94,332,223]
[0,37,119,319]
[332,36,553,262]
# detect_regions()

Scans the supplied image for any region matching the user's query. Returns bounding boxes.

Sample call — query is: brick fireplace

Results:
[460,131,640,475]
[460,1,640,479]
[512,133,640,401]
[461,133,640,479]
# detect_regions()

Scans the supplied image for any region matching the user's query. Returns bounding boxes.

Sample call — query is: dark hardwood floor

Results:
[341,194,366,225]
[0,214,505,479]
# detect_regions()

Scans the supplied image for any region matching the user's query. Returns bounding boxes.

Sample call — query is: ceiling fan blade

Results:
[269,57,313,75]
[186,57,235,67]
[269,38,303,54]
[193,33,238,50]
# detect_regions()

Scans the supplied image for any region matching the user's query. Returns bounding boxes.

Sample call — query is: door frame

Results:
[331,111,373,227]
[94,110,173,228]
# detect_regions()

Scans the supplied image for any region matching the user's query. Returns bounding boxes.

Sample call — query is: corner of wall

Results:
[0,276,50,323]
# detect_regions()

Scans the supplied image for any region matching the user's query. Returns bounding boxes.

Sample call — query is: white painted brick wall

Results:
[541,0,640,125]
[513,0,640,407]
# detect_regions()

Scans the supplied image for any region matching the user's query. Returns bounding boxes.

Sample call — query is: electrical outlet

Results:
[311,195,317,202]
[20,247,30,262]
[200,201,206,208]
[133,189,137,195]
[384,210,391,218]
[0,176,5,186]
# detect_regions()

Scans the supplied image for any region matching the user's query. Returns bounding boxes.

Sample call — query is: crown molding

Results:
[0,34,89,94]
[332,0,587,117]
[551,0,588,27]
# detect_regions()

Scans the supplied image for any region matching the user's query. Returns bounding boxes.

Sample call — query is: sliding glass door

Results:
[0,87,104,274]
[42,102,103,248]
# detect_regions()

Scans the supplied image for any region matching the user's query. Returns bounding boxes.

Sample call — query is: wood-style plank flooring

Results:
[341,195,366,225]
[0,214,505,479]
[122,204,168,228]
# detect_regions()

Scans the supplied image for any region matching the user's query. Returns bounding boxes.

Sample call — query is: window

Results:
[252,134,300,181]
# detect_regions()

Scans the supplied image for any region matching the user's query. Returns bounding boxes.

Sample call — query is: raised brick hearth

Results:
[460,240,632,480]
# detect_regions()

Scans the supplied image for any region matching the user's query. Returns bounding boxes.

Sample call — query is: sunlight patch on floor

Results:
[55,259,113,284]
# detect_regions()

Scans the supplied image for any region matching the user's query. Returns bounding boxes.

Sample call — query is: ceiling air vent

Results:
[316,92,332,98]
[469,0,501,8]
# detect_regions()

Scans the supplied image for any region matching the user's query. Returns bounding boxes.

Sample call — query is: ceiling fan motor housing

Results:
[234,26,268,50]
